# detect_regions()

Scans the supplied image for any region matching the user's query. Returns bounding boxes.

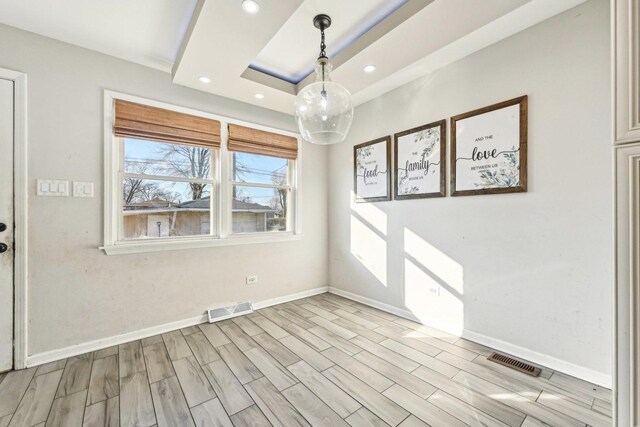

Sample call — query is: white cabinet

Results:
[614,1,640,425]
[614,0,640,143]
[615,142,640,427]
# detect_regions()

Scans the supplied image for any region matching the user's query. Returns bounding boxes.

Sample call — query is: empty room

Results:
[0,0,636,426]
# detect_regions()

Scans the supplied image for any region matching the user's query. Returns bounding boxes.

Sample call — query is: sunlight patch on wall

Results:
[350,190,387,235]
[403,228,464,335]
[351,215,387,286]
[404,228,463,294]
[404,258,463,335]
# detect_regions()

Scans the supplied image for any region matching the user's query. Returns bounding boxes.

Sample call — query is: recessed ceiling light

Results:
[242,0,260,14]
[199,76,211,83]
[363,65,376,73]
[254,93,265,99]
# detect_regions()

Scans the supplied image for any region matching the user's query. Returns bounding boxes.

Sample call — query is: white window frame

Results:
[228,152,295,235]
[101,90,302,255]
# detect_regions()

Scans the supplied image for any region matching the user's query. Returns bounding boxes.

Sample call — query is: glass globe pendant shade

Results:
[295,58,354,145]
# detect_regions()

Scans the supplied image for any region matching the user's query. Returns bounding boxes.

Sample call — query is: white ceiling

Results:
[0,0,197,71]
[174,0,587,114]
[0,0,587,115]
[251,0,408,83]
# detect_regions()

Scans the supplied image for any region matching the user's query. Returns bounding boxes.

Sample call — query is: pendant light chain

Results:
[319,26,327,88]
[319,27,327,59]
[318,29,327,59]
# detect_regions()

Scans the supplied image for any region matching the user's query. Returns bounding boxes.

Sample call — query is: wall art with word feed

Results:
[354,136,392,202]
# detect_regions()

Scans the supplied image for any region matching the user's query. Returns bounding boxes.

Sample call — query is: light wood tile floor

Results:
[0,293,612,426]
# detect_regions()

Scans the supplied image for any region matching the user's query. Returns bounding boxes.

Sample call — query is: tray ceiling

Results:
[174,0,588,114]
[0,0,588,115]
[250,0,409,84]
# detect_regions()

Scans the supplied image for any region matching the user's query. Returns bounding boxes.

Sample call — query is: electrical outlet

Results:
[246,275,258,285]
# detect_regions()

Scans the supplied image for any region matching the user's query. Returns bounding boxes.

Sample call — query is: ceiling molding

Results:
[172,0,205,76]
[241,68,297,95]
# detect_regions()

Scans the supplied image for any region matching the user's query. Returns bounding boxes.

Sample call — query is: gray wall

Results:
[0,0,613,386]
[0,24,328,356]
[328,0,612,384]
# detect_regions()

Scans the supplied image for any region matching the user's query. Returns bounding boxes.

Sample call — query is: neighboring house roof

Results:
[174,198,209,209]
[125,197,275,214]
[124,197,174,209]
[232,199,275,212]
[177,197,274,212]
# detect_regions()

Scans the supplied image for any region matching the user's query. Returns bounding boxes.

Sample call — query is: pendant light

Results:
[294,14,354,145]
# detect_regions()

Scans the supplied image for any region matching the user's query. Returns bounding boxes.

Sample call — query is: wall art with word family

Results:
[394,120,446,200]
[354,136,391,202]
[451,96,527,196]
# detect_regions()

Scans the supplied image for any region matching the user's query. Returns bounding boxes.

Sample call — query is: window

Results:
[227,123,298,235]
[103,93,301,254]
[230,152,291,233]
[122,138,215,240]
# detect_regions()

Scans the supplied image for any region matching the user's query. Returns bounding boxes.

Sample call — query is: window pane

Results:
[124,138,212,180]
[232,185,288,233]
[232,152,288,185]
[122,179,212,239]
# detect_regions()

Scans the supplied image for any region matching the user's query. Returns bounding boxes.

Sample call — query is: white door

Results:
[0,78,14,372]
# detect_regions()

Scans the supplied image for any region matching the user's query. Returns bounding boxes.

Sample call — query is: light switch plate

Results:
[73,181,94,198]
[37,179,69,196]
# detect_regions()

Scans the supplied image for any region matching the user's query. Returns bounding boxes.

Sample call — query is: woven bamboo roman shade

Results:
[228,124,298,159]
[114,100,221,148]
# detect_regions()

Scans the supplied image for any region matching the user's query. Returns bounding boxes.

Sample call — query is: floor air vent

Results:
[487,352,541,377]
[207,302,253,323]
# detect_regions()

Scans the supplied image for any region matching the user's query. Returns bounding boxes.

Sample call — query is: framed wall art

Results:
[353,136,391,202]
[451,95,527,196]
[394,120,446,200]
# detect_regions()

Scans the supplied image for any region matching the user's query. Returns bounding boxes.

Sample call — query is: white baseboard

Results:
[26,314,207,367]
[253,286,328,310]
[328,286,612,389]
[329,287,420,321]
[461,329,612,388]
[26,286,328,368]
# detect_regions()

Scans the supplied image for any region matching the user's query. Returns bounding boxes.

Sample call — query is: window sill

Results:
[100,233,303,255]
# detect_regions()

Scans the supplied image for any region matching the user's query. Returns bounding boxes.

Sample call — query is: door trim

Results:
[0,68,28,370]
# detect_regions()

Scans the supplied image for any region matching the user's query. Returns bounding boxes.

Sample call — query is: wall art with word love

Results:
[451,96,528,196]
